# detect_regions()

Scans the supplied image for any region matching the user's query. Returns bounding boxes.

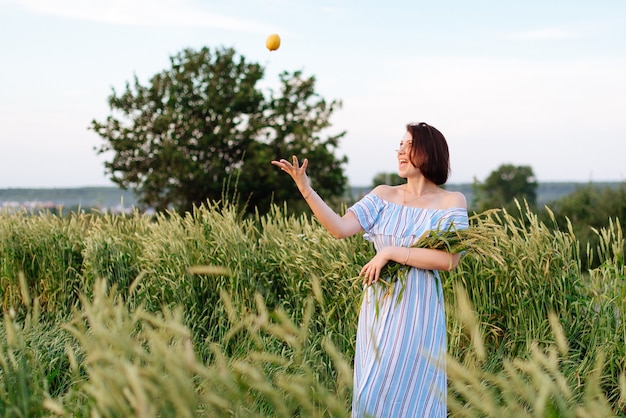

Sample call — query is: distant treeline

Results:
[0,182,623,210]
[0,187,138,209]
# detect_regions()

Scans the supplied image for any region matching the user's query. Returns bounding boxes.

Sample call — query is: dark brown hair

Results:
[406,122,450,185]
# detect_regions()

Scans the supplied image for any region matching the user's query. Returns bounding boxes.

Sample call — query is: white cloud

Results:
[507,27,582,40]
[9,0,276,32]
[320,6,350,18]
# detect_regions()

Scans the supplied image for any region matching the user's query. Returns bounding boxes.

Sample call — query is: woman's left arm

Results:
[360,246,461,285]
[360,192,468,284]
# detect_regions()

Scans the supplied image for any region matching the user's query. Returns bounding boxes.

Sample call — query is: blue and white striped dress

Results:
[348,193,469,417]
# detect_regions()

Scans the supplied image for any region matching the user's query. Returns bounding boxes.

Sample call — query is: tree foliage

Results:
[538,182,626,268]
[90,46,347,214]
[472,164,538,212]
[544,183,626,228]
[238,70,347,214]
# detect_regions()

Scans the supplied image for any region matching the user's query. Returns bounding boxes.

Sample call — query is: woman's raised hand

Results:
[271,155,363,239]
[271,155,312,195]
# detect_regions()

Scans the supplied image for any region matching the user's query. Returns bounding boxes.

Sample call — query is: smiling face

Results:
[397,131,419,178]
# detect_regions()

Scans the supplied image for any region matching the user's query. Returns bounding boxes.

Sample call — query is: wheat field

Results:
[0,201,624,416]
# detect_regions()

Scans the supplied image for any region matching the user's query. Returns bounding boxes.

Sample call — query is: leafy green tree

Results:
[371,172,405,187]
[90,46,346,214]
[473,164,537,212]
[238,70,346,213]
[546,183,626,228]
[539,182,626,269]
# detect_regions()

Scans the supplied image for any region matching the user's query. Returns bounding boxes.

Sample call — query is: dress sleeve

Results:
[347,193,385,233]
[436,207,469,232]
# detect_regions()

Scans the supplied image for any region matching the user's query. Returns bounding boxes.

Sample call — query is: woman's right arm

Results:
[271,156,363,239]
[300,187,363,239]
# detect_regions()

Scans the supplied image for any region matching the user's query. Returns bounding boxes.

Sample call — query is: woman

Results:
[271,122,468,417]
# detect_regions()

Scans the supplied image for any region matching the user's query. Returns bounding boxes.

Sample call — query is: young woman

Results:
[271,122,468,417]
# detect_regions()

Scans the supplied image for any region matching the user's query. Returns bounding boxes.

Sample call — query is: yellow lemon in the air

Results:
[266,34,281,51]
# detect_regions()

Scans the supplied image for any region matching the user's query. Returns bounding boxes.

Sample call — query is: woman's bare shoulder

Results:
[370,184,402,202]
[440,190,467,209]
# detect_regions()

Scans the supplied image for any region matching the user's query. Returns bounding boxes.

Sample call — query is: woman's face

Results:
[397,131,419,178]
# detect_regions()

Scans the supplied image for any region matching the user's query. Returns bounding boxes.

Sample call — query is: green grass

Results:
[0,201,624,416]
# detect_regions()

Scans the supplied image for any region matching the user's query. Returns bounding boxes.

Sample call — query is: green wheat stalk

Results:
[356,212,505,307]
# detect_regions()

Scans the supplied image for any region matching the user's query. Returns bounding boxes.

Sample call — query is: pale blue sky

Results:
[1,0,625,188]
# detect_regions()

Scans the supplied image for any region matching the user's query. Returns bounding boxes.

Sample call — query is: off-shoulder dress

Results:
[348,193,469,417]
